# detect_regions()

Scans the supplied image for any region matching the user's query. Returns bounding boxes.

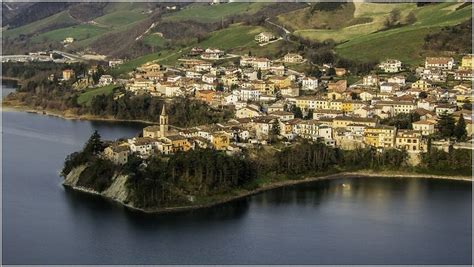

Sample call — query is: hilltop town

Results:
[86,46,473,166]
[2,1,471,211]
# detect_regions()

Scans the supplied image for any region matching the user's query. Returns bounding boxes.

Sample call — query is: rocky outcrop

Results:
[102,174,132,205]
[63,165,87,187]
[62,166,133,207]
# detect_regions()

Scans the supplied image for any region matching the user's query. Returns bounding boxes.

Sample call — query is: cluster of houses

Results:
[102,50,472,164]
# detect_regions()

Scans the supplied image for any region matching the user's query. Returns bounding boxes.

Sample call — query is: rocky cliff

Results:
[63,165,134,207]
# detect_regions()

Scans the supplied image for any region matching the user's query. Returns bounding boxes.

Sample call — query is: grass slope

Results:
[77,85,117,106]
[335,2,472,65]
[288,3,416,42]
[162,2,269,23]
[94,10,147,27]
[112,24,267,76]
[31,24,109,43]
[198,24,265,50]
[3,11,78,39]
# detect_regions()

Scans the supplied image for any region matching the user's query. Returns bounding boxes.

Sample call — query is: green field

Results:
[77,85,117,106]
[94,10,147,27]
[199,24,265,50]
[31,24,109,43]
[287,3,416,42]
[142,34,168,48]
[335,2,472,65]
[162,2,270,23]
[3,11,78,39]
[110,48,186,76]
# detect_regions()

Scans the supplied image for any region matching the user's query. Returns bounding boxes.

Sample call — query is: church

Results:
[142,105,175,138]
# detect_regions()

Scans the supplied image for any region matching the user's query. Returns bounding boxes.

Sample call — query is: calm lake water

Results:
[2,85,472,264]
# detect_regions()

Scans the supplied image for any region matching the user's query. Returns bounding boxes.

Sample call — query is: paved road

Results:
[265,18,291,40]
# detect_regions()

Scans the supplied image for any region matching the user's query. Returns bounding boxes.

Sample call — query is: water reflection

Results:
[3,104,472,265]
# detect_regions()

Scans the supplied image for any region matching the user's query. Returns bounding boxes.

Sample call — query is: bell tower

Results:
[160,104,168,137]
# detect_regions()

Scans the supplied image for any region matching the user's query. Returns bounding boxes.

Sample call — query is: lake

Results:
[2,85,472,264]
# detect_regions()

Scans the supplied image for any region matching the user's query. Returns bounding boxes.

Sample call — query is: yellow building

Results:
[104,144,130,165]
[461,55,472,70]
[62,69,75,81]
[411,79,431,91]
[268,76,291,88]
[211,131,230,150]
[364,126,396,148]
[395,130,424,152]
[341,101,352,112]
[164,135,192,152]
[328,91,344,100]
[333,116,377,128]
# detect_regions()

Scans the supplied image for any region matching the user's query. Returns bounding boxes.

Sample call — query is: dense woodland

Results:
[62,132,472,209]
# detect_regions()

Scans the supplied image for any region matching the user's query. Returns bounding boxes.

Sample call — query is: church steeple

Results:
[161,104,167,116]
[160,104,168,137]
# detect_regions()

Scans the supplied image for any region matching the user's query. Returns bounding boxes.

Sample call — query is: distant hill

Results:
[1,2,471,66]
[276,2,471,65]
[2,2,72,28]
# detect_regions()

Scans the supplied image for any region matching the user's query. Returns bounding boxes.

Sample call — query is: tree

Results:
[216,83,224,92]
[384,8,401,28]
[326,67,336,76]
[83,130,105,155]
[454,115,467,141]
[291,106,303,118]
[257,69,262,80]
[350,92,360,100]
[419,91,428,99]
[405,11,417,25]
[436,112,456,139]
[271,120,280,136]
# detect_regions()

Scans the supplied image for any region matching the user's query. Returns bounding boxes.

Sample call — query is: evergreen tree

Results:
[83,130,105,155]
[436,112,455,138]
[454,115,467,141]
[270,120,281,138]
[257,69,262,80]
[291,106,303,118]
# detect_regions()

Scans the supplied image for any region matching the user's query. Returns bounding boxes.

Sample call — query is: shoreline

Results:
[64,171,472,215]
[2,102,158,125]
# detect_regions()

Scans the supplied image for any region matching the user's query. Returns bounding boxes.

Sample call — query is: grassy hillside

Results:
[284,3,416,42]
[335,2,472,65]
[3,3,154,56]
[3,11,78,39]
[94,10,147,27]
[198,24,265,50]
[162,2,270,23]
[77,85,117,106]
[142,34,168,48]
[31,24,109,43]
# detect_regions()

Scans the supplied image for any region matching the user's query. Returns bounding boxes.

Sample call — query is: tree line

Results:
[62,132,472,209]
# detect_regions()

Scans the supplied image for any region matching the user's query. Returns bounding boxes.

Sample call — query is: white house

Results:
[98,75,113,86]
[238,88,261,102]
[301,76,318,90]
[425,57,454,70]
[379,59,402,73]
